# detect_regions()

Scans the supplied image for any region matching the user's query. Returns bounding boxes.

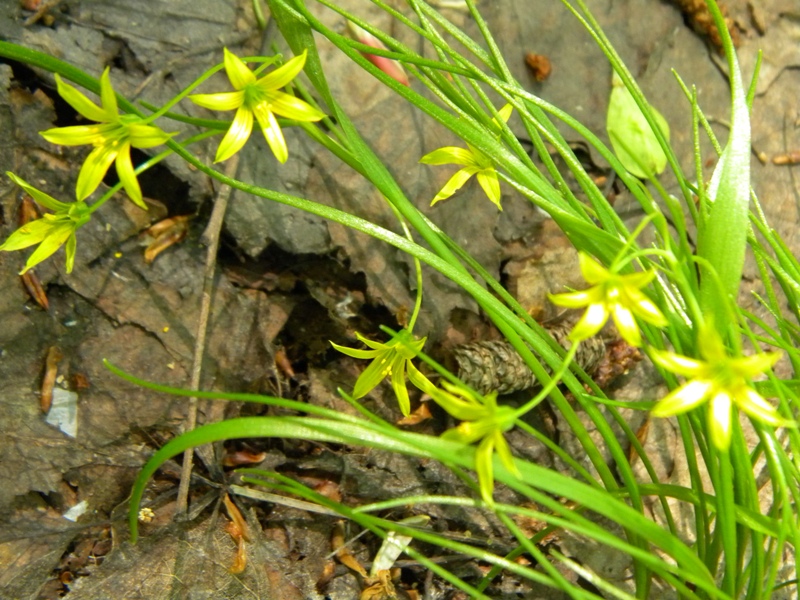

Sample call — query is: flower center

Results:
[243,84,267,110]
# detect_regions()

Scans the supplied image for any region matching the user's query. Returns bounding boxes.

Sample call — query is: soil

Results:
[1,1,799,599]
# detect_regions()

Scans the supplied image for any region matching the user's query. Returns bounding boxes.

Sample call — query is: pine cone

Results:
[453,327,606,395]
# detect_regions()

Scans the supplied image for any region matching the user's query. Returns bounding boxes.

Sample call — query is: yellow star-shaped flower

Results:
[40,69,172,209]
[1,173,90,273]
[190,49,326,164]
[331,329,428,417]
[650,323,787,450]
[419,104,512,210]
[427,383,519,504]
[549,252,667,346]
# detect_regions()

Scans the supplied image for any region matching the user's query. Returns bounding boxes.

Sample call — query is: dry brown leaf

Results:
[222,449,268,467]
[313,479,342,503]
[525,53,552,81]
[142,215,190,264]
[332,521,368,578]
[396,401,432,426]
[773,151,800,166]
[223,494,250,574]
[41,346,62,413]
[274,346,296,378]
[21,271,49,310]
[629,418,651,466]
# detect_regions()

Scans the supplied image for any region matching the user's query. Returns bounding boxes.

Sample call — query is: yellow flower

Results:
[331,330,428,416]
[190,49,326,164]
[40,69,172,209]
[549,252,667,346]
[428,383,519,504]
[419,104,512,209]
[1,173,90,273]
[650,323,787,450]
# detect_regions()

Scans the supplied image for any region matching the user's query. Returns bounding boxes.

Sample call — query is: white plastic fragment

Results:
[63,500,88,521]
[45,387,78,438]
[370,515,430,578]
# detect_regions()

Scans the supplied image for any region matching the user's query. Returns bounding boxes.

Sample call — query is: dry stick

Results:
[175,154,240,517]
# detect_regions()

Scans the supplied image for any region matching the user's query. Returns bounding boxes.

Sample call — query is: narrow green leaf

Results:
[695,12,751,332]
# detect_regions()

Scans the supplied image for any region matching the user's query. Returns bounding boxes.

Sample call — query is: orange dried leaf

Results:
[396,401,432,425]
[274,346,296,378]
[773,151,800,166]
[524,53,552,82]
[223,493,250,542]
[222,449,268,467]
[332,521,367,577]
[142,215,190,264]
[19,195,40,224]
[21,270,49,309]
[41,346,63,413]
[313,479,342,503]
[223,494,250,574]
[629,418,651,466]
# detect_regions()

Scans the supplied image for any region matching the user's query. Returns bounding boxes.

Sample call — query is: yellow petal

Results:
[223,48,256,90]
[64,232,77,273]
[21,222,73,274]
[612,304,641,346]
[215,107,253,162]
[621,269,656,288]
[651,379,712,417]
[733,351,782,379]
[407,361,437,396]
[253,104,288,163]
[40,124,110,146]
[115,144,145,209]
[430,167,479,205]
[128,123,171,149]
[569,302,608,342]
[737,388,783,426]
[391,358,411,417]
[548,289,595,308]
[419,146,475,166]
[578,252,610,285]
[697,323,727,362]
[627,291,667,327]
[6,173,68,212]
[495,104,513,125]
[353,351,393,399]
[266,90,325,121]
[355,331,388,350]
[0,218,54,251]
[475,436,495,505]
[55,74,108,123]
[649,348,704,377]
[257,50,307,91]
[99,67,119,118]
[476,169,502,210]
[190,90,245,111]
[708,391,732,450]
[76,143,118,201]
[493,431,521,478]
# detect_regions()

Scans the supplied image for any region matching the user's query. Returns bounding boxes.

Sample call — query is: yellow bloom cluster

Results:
[2,49,323,274]
[549,251,789,449]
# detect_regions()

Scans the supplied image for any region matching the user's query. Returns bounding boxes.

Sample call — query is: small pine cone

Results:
[671,0,740,51]
[453,328,606,395]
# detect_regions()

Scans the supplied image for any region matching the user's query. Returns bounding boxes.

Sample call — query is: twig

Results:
[23,0,62,27]
[175,154,240,517]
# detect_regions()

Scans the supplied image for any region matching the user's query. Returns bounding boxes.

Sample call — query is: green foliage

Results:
[606,72,670,180]
[1,0,799,597]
